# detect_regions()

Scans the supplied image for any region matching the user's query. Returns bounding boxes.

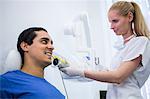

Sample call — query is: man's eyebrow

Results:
[40,37,50,41]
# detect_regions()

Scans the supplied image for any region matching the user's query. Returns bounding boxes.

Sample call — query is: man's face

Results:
[108,10,131,36]
[25,30,54,67]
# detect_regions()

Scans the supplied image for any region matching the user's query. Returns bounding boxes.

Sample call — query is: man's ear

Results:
[20,42,29,52]
[128,12,133,22]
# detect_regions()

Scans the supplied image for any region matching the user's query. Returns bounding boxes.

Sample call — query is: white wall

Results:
[0,4,2,73]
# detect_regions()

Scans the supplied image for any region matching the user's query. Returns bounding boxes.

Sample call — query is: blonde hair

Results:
[109,1,150,38]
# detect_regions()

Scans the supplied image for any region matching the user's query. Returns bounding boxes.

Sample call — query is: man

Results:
[0,27,65,99]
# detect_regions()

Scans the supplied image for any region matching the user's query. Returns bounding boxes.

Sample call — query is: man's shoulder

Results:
[0,70,19,80]
[0,71,17,86]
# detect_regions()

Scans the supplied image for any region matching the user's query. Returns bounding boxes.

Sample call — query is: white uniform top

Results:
[106,36,150,99]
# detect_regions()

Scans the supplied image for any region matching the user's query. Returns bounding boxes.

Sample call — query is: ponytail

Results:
[131,2,150,38]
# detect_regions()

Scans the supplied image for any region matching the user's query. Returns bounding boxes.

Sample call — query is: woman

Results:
[60,1,150,99]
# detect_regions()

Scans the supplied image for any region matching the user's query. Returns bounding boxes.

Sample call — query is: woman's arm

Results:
[84,55,142,84]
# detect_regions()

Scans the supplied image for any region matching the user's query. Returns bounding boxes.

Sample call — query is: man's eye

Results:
[41,40,48,44]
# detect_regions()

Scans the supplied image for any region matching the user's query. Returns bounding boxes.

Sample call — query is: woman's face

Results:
[108,10,131,36]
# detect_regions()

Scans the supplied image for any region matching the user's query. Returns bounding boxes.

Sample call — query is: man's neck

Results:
[21,65,44,78]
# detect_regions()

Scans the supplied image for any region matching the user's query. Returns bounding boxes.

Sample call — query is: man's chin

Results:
[47,61,52,66]
[43,61,52,68]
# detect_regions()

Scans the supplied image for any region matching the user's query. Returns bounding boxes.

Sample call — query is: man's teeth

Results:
[45,52,52,56]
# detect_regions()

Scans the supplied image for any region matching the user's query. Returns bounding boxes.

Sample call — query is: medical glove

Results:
[59,66,85,77]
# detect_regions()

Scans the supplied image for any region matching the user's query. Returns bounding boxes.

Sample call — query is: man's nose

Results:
[47,43,54,50]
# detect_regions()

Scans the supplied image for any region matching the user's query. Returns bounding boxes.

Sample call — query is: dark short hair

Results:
[17,27,47,66]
